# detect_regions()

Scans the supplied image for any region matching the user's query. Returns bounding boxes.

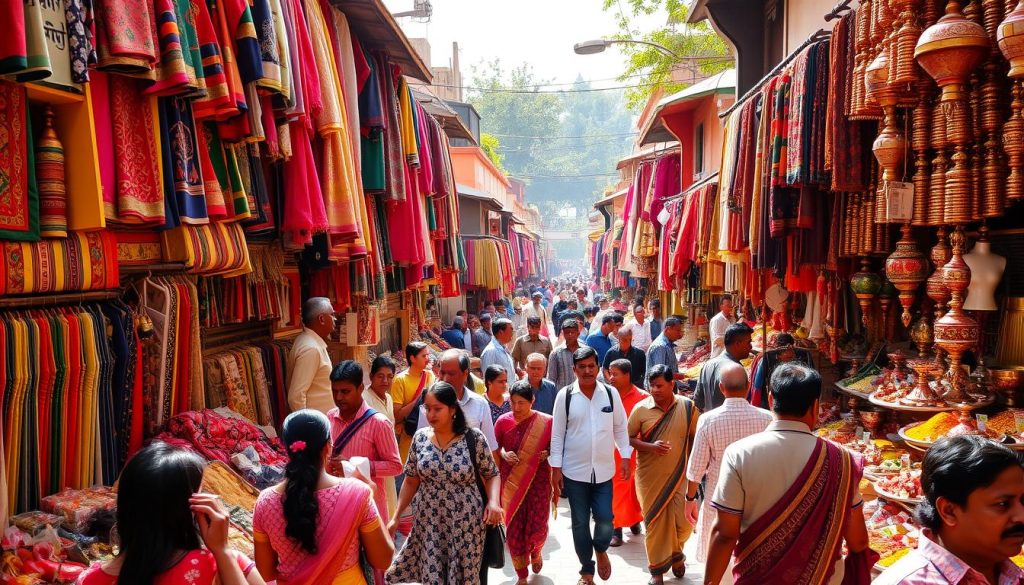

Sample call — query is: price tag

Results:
[1014,412,1024,434]
[855,426,864,440]
[977,414,989,432]
[886,181,914,222]
[900,453,911,469]
[862,431,872,443]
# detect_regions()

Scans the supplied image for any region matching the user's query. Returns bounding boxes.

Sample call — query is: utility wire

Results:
[490,131,638,139]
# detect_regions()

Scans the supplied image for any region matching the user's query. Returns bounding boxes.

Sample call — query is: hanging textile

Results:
[0,81,39,241]
[162,222,254,277]
[0,232,119,295]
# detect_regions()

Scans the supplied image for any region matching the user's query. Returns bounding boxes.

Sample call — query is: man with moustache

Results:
[874,435,1024,585]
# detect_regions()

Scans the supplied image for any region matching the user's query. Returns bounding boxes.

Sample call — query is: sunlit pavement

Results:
[488,498,704,585]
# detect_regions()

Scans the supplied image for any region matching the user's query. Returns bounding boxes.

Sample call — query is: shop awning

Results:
[639,69,736,145]
[330,0,432,82]
[457,184,504,211]
[593,188,628,209]
[412,88,477,144]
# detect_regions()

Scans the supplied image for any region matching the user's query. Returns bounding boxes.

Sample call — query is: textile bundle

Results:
[162,222,253,277]
[509,231,544,279]
[140,276,203,437]
[197,245,289,328]
[0,302,142,516]
[0,231,119,295]
[461,237,514,296]
[202,342,291,428]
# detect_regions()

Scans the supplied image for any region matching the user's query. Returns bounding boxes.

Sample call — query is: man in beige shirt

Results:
[287,297,336,414]
[511,316,553,371]
[704,363,870,585]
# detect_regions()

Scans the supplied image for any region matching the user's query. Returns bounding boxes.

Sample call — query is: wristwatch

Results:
[685,493,699,502]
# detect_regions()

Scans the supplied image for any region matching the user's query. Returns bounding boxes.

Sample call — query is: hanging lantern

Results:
[885,224,930,327]
[910,312,934,355]
[933,227,980,404]
[999,1,1024,204]
[915,0,989,224]
[850,258,883,327]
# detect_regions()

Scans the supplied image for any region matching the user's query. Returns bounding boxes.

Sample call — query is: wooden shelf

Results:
[26,82,104,232]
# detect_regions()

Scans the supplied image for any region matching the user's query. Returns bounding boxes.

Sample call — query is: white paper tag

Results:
[886,182,914,222]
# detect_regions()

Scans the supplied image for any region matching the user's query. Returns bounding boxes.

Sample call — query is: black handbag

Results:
[467,428,506,569]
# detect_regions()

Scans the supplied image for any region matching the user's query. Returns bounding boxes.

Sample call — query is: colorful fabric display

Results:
[0,231,119,295]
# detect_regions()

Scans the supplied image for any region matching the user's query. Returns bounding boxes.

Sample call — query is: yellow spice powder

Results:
[905,412,959,442]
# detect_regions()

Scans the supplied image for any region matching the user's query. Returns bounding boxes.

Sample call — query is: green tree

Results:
[479,132,505,172]
[603,0,732,109]
[468,63,635,260]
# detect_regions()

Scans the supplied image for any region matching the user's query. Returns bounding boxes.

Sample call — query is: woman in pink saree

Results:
[493,381,554,585]
[253,410,395,585]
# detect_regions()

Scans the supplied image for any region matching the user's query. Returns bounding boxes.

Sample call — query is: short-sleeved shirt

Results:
[585,332,613,365]
[511,334,553,369]
[252,481,380,582]
[530,379,558,415]
[712,420,862,585]
[646,334,680,381]
[77,550,254,585]
[874,530,1024,585]
[693,351,743,412]
[602,345,647,388]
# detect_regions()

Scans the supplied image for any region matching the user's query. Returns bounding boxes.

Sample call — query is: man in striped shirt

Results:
[683,361,771,574]
[547,318,589,392]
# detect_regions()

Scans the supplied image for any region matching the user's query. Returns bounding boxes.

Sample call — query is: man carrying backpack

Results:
[550,346,633,584]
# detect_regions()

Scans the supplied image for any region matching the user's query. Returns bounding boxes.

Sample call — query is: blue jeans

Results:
[563,476,614,576]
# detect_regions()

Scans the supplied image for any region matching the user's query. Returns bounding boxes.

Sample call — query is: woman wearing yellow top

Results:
[391,341,435,463]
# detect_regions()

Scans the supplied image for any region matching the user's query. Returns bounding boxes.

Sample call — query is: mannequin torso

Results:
[963,241,1006,311]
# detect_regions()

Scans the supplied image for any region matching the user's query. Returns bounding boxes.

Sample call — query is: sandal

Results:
[531,550,543,574]
[672,556,686,578]
[647,577,664,585]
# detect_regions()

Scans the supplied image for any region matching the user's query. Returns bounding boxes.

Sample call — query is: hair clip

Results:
[289,440,307,453]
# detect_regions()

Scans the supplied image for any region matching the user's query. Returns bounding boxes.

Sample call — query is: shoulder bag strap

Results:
[332,408,379,457]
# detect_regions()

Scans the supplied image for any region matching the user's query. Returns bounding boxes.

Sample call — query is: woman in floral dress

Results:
[386,382,503,585]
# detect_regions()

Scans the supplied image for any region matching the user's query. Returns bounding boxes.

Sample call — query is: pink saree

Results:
[253,480,378,585]
[494,412,553,578]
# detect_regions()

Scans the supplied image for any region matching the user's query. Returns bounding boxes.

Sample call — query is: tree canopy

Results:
[602,0,732,110]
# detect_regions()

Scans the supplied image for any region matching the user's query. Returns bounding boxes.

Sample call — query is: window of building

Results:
[694,122,705,178]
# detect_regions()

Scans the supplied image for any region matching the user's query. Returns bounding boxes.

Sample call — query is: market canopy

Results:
[639,69,736,145]
[331,0,432,82]
[412,88,478,144]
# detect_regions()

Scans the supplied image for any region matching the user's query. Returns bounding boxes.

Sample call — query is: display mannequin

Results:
[963,226,1006,311]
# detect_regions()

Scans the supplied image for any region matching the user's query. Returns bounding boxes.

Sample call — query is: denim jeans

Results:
[563,476,614,576]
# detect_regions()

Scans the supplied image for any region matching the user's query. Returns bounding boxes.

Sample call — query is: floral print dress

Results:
[386,427,498,585]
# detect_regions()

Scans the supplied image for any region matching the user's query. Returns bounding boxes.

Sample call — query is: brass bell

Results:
[136,313,155,339]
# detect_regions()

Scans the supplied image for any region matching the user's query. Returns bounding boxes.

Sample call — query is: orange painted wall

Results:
[451,146,513,209]
[661,92,735,192]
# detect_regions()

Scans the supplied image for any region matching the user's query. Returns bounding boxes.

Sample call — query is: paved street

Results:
[487,499,704,585]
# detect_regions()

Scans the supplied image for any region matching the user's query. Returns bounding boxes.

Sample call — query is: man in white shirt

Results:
[626,303,654,352]
[521,291,550,335]
[590,295,613,336]
[480,318,520,379]
[287,297,336,414]
[417,349,498,456]
[550,346,633,584]
[709,296,737,359]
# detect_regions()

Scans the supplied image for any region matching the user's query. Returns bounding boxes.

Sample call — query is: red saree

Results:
[733,439,862,585]
[613,386,648,530]
[494,412,552,579]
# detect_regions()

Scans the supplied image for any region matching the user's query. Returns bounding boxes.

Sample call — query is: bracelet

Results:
[685,493,699,502]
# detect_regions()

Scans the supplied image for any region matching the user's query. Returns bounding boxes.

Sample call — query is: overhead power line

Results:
[490,131,638,139]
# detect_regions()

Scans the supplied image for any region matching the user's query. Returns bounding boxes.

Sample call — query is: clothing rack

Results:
[719,29,831,120]
[202,319,275,352]
[119,263,189,277]
[663,172,721,204]
[824,0,855,21]
[0,289,123,309]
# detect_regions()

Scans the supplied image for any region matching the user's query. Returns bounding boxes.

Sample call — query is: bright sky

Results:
[382,0,667,88]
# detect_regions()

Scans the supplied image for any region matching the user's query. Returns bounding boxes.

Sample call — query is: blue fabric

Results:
[563,477,614,576]
[649,318,663,340]
[531,379,557,415]
[585,333,613,365]
[440,327,465,349]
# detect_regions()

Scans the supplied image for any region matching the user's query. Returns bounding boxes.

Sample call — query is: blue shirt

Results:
[649,318,663,340]
[646,334,679,375]
[530,378,558,415]
[440,327,465,349]
[585,332,613,365]
[480,337,516,378]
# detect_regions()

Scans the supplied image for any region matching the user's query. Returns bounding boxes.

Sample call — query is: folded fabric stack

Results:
[0,231,119,295]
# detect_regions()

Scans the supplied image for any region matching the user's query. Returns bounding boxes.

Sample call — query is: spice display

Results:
[904,412,960,442]
[874,469,924,501]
